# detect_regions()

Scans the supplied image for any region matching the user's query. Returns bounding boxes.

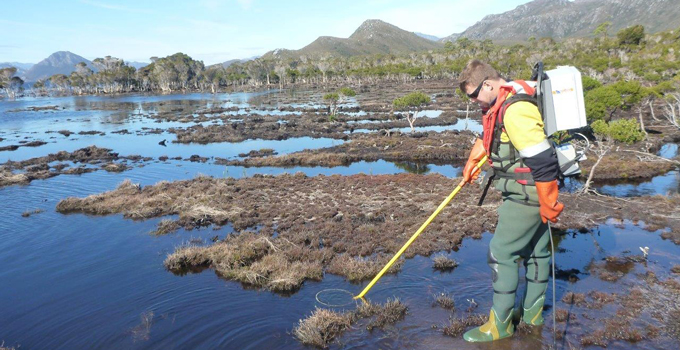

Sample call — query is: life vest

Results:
[481,80,536,158]
[478,80,541,206]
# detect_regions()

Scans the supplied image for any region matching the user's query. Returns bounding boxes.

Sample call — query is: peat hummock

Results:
[0,146,145,188]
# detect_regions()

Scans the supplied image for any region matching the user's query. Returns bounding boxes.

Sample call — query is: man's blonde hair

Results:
[458,59,501,92]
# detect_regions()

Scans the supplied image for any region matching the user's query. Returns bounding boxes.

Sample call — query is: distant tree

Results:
[0,67,24,99]
[617,25,645,46]
[274,63,287,89]
[324,87,356,118]
[203,66,225,93]
[594,21,612,40]
[393,91,431,132]
[48,74,70,93]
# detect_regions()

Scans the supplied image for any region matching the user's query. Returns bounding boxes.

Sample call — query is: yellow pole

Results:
[354,156,487,300]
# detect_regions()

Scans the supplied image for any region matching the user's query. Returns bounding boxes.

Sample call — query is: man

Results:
[457,59,564,342]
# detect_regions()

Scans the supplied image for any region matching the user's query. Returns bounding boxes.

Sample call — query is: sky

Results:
[0,0,533,65]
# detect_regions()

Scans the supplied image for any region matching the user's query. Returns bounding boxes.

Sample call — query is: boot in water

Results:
[463,308,514,342]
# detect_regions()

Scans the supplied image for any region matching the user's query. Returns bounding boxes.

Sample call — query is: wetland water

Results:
[1,91,679,349]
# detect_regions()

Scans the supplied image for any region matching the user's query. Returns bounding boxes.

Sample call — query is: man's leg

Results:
[521,222,551,325]
[464,198,543,342]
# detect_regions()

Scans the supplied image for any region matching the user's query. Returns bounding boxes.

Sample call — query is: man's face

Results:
[464,79,493,110]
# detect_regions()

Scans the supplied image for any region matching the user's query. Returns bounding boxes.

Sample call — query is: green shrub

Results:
[323,93,339,102]
[617,25,645,46]
[611,80,648,107]
[581,76,602,92]
[585,86,622,121]
[393,92,431,109]
[591,118,645,144]
[338,87,356,97]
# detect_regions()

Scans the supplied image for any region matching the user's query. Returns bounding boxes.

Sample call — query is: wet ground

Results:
[1,89,679,349]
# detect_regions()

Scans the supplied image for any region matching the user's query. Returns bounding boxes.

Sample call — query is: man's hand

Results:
[462,138,486,184]
[535,180,564,223]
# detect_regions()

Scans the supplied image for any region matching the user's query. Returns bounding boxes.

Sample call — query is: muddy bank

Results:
[217,130,476,167]
[0,146,146,188]
[169,112,461,143]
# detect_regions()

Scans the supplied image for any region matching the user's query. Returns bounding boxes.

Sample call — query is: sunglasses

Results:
[467,77,488,99]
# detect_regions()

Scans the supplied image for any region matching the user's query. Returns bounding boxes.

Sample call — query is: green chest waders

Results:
[464,142,551,342]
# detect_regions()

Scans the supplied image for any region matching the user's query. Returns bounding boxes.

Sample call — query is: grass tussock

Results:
[326,254,403,282]
[151,219,179,235]
[355,298,408,331]
[165,232,324,293]
[293,298,407,348]
[433,293,455,310]
[432,254,458,271]
[671,265,680,274]
[0,169,29,187]
[293,308,353,348]
[442,314,487,337]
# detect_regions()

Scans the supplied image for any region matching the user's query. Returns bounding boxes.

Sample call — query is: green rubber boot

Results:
[521,295,545,326]
[463,308,514,342]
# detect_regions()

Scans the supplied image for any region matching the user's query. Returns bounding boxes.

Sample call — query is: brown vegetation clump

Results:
[152,219,179,235]
[554,308,577,323]
[164,231,326,292]
[1,146,139,188]
[588,291,618,309]
[293,308,353,348]
[432,254,458,271]
[580,318,645,347]
[442,314,487,337]
[355,298,408,331]
[0,170,29,187]
[326,254,403,282]
[238,148,277,158]
[562,292,587,306]
[102,163,130,172]
[21,208,44,218]
[588,255,645,283]
[293,298,407,348]
[671,265,680,274]
[433,293,455,310]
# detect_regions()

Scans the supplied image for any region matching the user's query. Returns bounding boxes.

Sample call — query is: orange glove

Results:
[462,138,486,184]
[535,180,564,223]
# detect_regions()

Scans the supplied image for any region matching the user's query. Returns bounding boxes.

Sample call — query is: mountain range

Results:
[262,19,442,60]
[3,0,680,81]
[446,0,680,43]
